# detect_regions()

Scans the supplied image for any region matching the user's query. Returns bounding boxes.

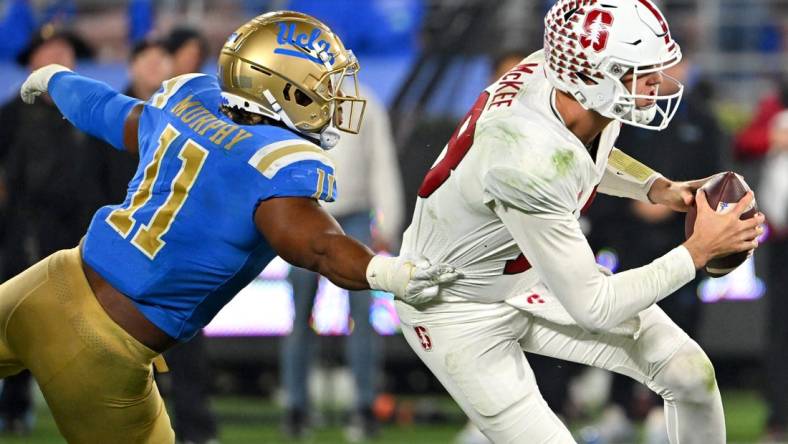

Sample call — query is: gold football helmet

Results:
[218,11,366,148]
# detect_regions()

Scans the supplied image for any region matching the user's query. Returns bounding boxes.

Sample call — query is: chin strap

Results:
[632,105,658,125]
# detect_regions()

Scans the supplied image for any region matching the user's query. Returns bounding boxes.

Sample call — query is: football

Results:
[684,172,758,277]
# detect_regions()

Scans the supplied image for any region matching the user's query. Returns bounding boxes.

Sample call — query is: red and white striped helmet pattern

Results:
[543,0,683,130]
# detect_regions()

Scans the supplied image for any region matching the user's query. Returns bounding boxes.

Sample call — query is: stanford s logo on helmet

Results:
[579,10,613,52]
[544,0,683,131]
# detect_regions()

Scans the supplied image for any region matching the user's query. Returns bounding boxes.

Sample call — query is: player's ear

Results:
[123,104,143,155]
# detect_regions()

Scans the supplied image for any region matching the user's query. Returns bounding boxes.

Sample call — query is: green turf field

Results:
[0,390,770,443]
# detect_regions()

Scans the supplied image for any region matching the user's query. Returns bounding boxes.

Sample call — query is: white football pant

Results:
[396,299,724,444]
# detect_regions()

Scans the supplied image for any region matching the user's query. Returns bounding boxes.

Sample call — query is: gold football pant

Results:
[0,247,175,443]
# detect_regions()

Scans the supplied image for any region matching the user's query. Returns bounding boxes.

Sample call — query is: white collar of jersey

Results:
[549,88,566,126]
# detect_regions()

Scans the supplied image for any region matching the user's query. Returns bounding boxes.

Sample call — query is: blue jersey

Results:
[82,74,338,341]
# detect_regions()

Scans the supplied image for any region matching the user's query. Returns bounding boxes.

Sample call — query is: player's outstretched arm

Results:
[496,202,696,332]
[256,196,372,289]
[496,191,764,332]
[255,197,458,303]
[20,63,143,154]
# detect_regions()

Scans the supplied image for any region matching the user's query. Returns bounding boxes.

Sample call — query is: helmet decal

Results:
[275,22,336,66]
[217,11,366,146]
[579,9,613,53]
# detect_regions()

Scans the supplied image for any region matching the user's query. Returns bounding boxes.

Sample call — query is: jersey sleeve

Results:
[495,203,696,332]
[47,71,142,151]
[477,113,580,218]
[246,139,338,202]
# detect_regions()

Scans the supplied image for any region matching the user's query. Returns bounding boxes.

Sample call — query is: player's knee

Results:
[654,341,718,404]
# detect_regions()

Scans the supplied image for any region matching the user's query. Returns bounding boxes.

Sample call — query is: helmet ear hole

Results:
[575,71,598,86]
[283,83,292,101]
[294,89,314,107]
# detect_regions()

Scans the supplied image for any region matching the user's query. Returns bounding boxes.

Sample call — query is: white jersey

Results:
[401,51,696,331]
[402,51,617,304]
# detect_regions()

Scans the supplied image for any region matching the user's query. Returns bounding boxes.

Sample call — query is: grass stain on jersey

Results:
[551,149,576,176]
[477,119,527,152]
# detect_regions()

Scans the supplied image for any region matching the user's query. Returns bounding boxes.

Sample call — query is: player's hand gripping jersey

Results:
[76,74,338,341]
[401,51,696,332]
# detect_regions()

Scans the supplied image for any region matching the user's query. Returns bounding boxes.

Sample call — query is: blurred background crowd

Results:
[0,0,787,443]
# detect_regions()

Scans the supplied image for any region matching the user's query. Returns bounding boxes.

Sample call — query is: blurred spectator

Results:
[128,39,172,99]
[102,39,172,201]
[734,79,788,161]
[0,0,37,61]
[581,58,725,444]
[165,27,209,76]
[128,0,154,44]
[758,110,788,441]
[0,27,104,435]
[280,88,404,441]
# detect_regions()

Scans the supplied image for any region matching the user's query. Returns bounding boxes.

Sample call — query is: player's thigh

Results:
[521,305,691,384]
[6,247,174,443]
[40,350,173,444]
[0,254,60,378]
[396,301,573,443]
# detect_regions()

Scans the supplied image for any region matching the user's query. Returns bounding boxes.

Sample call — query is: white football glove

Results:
[366,255,459,306]
[20,64,72,105]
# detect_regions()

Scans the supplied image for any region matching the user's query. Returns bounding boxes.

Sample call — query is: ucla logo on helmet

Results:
[275,22,336,66]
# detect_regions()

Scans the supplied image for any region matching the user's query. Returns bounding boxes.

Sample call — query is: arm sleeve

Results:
[494,201,696,332]
[48,71,142,151]
[597,148,662,202]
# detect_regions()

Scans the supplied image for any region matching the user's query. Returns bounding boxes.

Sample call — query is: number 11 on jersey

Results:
[106,124,208,259]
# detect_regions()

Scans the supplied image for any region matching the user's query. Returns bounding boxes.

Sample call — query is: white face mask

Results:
[604,58,684,131]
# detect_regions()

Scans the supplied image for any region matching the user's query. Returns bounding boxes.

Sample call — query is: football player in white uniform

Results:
[393,1,765,442]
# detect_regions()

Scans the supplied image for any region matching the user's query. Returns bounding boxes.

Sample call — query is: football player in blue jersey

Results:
[6,11,456,443]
